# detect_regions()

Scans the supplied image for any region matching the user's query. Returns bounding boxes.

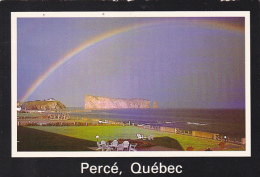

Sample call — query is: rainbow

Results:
[19,18,244,102]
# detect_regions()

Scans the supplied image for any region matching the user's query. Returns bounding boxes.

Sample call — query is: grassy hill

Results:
[22,100,66,110]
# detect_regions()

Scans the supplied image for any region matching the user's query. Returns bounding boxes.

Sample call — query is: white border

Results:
[11,11,250,157]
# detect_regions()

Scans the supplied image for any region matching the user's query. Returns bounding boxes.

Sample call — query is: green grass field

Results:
[17,112,42,118]
[17,126,242,151]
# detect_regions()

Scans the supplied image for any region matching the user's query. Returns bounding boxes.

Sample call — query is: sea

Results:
[67,108,246,139]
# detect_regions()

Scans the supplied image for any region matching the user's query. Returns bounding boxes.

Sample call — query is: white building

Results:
[46,98,55,101]
[17,107,21,111]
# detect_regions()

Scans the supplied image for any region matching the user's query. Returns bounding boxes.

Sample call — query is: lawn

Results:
[17,126,97,151]
[17,112,41,118]
[18,126,228,151]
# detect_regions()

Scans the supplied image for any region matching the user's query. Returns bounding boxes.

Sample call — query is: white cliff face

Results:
[85,95,150,109]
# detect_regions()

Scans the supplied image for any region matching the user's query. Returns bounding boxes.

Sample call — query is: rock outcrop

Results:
[21,100,66,110]
[85,95,150,109]
[152,101,158,109]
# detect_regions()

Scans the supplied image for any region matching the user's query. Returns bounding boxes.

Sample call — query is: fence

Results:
[141,126,243,145]
[192,131,219,140]
[160,127,179,134]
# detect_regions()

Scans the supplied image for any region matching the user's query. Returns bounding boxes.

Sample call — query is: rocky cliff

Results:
[85,95,150,109]
[21,100,66,110]
[152,101,159,109]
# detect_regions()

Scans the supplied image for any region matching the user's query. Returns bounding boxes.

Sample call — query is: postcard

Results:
[11,11,250,157]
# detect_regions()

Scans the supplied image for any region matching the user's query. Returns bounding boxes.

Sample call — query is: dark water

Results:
[68,108,246,139]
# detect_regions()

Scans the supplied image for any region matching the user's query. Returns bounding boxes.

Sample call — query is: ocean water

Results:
[68,108,245,139]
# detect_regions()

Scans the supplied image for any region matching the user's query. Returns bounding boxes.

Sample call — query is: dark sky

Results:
[17,17,245,109]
